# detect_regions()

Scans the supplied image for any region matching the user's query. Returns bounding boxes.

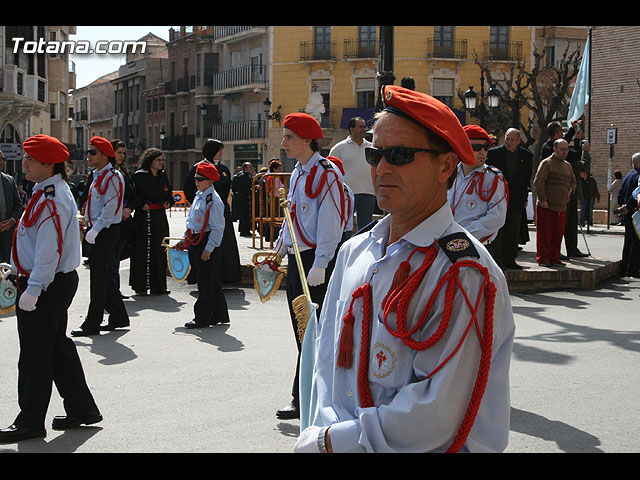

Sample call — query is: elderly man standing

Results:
[533,139,576,267]
[486,128,532,270]
[0,148,24,262]
[329,116,375,233]
[294,86,515,453]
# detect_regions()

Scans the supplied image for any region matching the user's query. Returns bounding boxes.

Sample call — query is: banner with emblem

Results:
[162,237,191,282]
[0,263,17,314]
[252,252,285,303]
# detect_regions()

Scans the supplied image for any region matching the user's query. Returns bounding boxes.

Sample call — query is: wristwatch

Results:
[317,426,329,453]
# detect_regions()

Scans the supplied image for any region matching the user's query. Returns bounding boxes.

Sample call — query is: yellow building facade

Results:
[266,25,534,167]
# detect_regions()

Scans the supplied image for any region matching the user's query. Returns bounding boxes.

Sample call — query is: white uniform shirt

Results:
[11,174,81,297]
[84,163,124,233]
[274,152,345,269]
[310,203,515,452]
[447,163,508,244]
[185,185,225,253]
[329,136,374,196]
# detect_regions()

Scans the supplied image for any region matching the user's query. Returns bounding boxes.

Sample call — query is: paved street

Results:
[1,211,638,453]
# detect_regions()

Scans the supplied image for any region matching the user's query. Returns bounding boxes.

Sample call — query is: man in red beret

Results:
[270,112,346,420]
[1,135,101,442]
[447,125,508,246]
[72,136,129,336]
[295,86,514,453]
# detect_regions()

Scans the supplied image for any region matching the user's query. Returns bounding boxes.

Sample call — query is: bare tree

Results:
[460,43,583,167]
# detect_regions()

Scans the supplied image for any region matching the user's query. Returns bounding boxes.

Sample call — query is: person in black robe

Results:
[129,148,174,296]
[183,139,241,284]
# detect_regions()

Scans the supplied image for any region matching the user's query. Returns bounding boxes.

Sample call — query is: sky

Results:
[69,26,172,89]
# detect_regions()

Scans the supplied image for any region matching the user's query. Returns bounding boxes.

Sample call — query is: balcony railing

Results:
[344,38,377,59]
[482,41,523,62]
[212,26,266,42]
[211,120,266,142]
[426,38,467,59]
[212,65,266,93]
[300,41,336,61]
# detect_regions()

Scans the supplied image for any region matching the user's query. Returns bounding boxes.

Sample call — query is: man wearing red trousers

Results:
[533,139,576,267]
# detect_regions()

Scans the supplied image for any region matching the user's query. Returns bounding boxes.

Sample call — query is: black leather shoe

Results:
[276,403,300,420]
[568,250,589,258]
[71,328,100,337]
[52,410,102,430]
[504,262,523,270]
[184,320,209,329]
[0,424,46,443]
[100,323,130,331]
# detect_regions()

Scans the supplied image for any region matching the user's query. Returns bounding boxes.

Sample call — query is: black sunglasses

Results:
[364,146,444,166]
[471,144,489,152]
[87,148,98,156]
[194,176,209,182]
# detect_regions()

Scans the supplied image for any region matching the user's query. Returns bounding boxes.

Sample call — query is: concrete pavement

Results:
[0,211,638,453]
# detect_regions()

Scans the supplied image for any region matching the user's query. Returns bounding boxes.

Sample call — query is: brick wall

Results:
[589,26,640,211]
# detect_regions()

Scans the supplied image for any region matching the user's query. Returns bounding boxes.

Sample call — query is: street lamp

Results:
[464,86,478,110]
[486,86,500,108]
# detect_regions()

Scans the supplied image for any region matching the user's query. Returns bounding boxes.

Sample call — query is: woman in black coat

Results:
[129,148,174,295]
[183,139,241,284]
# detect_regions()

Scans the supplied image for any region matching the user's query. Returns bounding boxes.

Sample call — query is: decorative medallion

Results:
[370,342,396,379]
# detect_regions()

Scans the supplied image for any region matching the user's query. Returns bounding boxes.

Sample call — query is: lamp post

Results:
[463,71,500,128]
[375,26,395,112]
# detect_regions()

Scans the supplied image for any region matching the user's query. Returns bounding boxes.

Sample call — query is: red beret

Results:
[196,161,220,183]
[463,125,493,145]
[326,155,345,176]
[381,85,475,166]
[283,113,323,140]
[23,134,69,164]
[90,136,115,157]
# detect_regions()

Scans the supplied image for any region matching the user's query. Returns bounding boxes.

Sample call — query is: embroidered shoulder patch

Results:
[206,193,212,204]
[44,185,56,198]
[438,232,479,263]
[318,159,333,170]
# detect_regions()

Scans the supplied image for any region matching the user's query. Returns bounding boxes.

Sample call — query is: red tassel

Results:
[337,311,355,368]
[382,260,411,312]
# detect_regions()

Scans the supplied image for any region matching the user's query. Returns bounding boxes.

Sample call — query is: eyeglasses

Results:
[87,149,98,156]
[364,146,444,166]
[471,144,489,152]
[194,176,208,182]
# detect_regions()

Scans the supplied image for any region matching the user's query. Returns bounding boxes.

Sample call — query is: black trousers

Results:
[621,213,640,276]
[82,224,129,331]
[188,232,229,324]
[285,248,336,406]
[15,271,98,428]
[563,196,580,254]
[492,209,522,266]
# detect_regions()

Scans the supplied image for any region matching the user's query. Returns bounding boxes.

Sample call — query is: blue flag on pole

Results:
[568,36,590,124]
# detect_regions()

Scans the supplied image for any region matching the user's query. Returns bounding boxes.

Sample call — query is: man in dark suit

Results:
[0,149,24,262]
[486,128,532,270]
[617,153,640,277]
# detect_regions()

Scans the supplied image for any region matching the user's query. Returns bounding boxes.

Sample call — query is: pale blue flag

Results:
[568,36,590,123]
[299,301,321,431]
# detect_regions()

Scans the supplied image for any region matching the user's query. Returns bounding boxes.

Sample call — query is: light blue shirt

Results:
[11,174,81,297]
[275,152,345,269]
[185,185,225,252]
[447,163,508,245]
[84,163,124,233]
[308,203,515,452]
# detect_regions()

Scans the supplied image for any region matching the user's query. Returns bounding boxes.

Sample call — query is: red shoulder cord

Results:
[84,169,124,228]
[451,169,509,215]
[336,243,496,453]
[11,189,64,283]
[184,201,213,247]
